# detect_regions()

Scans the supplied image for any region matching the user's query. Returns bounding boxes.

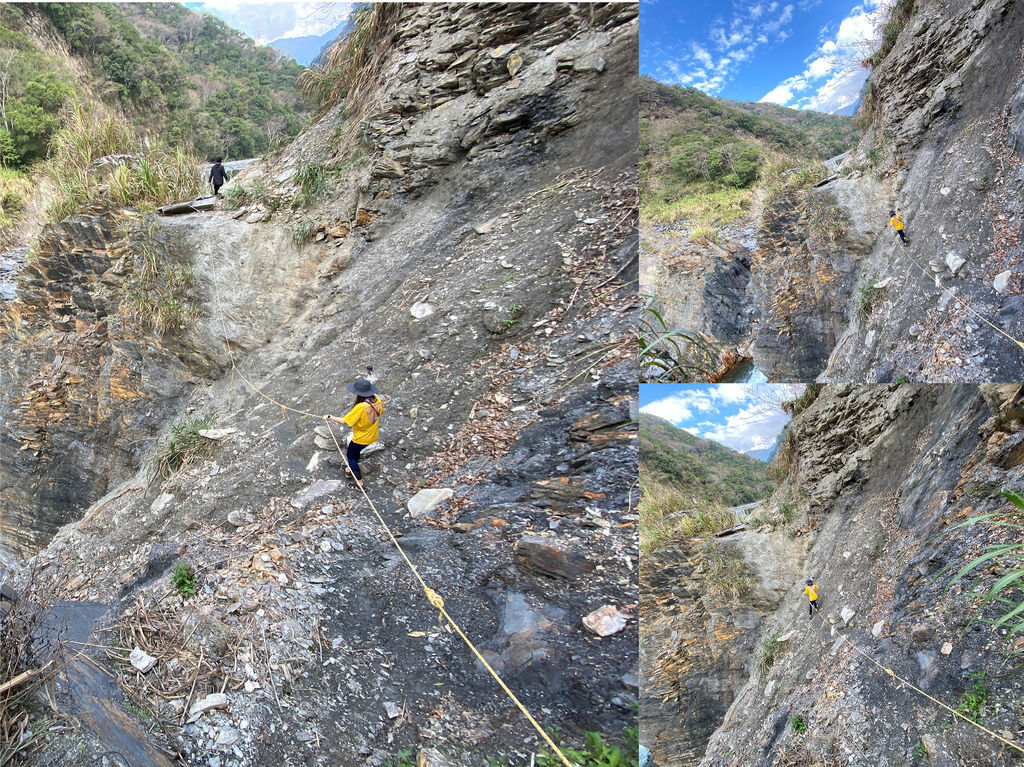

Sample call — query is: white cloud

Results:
[700,401,790,453]
[836,10,876,48]
[760,74,807,104]
[805,56,835,78]
[640,397,693,424]
[189,2,352,44]
[654,0,803,94]
[797,67,867,112]
[763,4,794,33]
[759,0,892,111]
[691,42,715,69]
[709,385,756,405]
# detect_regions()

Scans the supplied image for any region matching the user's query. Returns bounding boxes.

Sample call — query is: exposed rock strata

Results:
[1,3,639,764]
[642,384,1024,766]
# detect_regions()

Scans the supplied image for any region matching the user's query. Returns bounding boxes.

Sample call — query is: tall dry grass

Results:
[45,104,202,222]
[639,477,736,554]
[0,570,60,766]
[298,4,403,113]
[298,4,404,154]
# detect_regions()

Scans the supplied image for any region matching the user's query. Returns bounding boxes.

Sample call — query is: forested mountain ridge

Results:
[640,75,859,217]
[640,412,774,507]
[0,2,309,165]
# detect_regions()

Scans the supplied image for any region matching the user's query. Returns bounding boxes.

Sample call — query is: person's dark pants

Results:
[809,600,818,617]
[213,182,223,196]
[346,441,367,480]
[897,230,906,245]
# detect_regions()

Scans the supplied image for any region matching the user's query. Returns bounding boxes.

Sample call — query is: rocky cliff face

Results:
[1,4,639,764]
[750,0,1024,381]
[664,0,1024,382]
[642,384,1024,766]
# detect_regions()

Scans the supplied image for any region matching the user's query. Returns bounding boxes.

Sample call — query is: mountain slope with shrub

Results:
[0,2,309,166]
[638,77,858,383]
[639,76,858,224]
[640,412,774,508]
[646,0,1024,382]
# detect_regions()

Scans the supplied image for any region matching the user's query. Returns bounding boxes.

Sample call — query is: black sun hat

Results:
[347,378,379,397]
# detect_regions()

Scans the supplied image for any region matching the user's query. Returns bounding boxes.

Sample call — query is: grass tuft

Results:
[689,225,720,245]
[857,276,886,321]
[151,416,216,480]
[757,629,783,677]
[295,162,326,207]
[44,104,202,221]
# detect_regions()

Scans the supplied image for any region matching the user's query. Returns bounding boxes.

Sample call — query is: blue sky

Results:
[641,0,891,113]
[184,2,351,45]
[640,384,803,455]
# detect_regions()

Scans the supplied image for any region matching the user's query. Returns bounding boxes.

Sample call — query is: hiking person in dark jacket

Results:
[209,158,228,196]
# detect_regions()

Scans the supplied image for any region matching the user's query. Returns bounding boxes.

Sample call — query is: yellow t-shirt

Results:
[342,397,383,445]
[890,215,904,231]
[804,584,818,601]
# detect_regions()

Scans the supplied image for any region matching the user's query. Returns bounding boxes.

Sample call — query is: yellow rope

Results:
[839,633,1024,754]
[218,351,575,764]
[320,424,576,767]
[893,236,1024,353]
[204,266,575,765]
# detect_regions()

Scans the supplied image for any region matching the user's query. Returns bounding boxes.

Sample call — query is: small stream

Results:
[719,359,769,383]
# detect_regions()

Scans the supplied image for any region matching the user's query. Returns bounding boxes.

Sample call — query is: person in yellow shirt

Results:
[889,210,907,245]
[323,378,383,489]
[804,578,819,619]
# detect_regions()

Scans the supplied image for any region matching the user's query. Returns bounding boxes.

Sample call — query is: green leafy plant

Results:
[171,562,197,599]
[790,715,807,733]
[151,416,216,480]
[935,490,1024,639]
[913,740,928,759]
[537,728,639,767]
[956,672,988,723]
[779,503,795,524]
[639,304,718,383]
[504,304,524,327]
[295,162,326,206]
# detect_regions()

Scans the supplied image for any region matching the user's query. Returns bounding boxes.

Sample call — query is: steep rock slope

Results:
[638,79,858,380]
[750,0,1024,381]
[641,384,1024,766]
[1,4,638,764]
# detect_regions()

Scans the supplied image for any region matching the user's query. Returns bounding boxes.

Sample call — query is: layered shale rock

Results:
[642,385,1024,767]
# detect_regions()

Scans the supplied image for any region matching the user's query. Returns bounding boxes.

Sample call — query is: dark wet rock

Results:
[516,534,594,580]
